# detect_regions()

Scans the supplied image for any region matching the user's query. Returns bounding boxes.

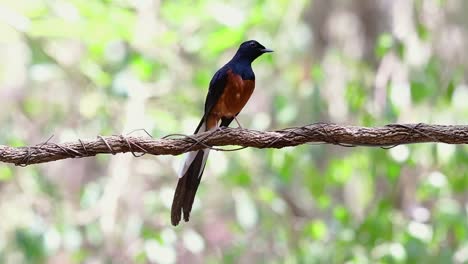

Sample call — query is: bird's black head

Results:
[233,40,273,62]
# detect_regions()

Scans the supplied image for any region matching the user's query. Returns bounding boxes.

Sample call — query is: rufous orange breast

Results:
[206,69,255,129]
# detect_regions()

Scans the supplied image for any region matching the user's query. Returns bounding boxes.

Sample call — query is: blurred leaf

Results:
[277,103,298,125]
[311,64,324,83]
[357,199,394,243]
[328,158,353,184]
[274,94,288,110]
[317,194,331,209]
[229,170,252,187]
[34,171,59,198]
[205,27,245,55]
[375,33,394,58]
[194,69,212,89]
[29,18,81,38]
[404,237,427,263]
[267,149,294,183]
[417,23,430,41]
[140,226,162,242]
[22,98,43,118]
[345,81,367,112]
[80,61,112,87]
[135,251,147,264]
[160,0,202,23]
[386,161,401,182]
[445,79,455,103]
[257,186,276,203]
[130,56,155,81]
[304,220,328,240]
[7,137,26,148]
[84,222,103,246]
[15,228,45,264]
[72,250,89,264]
[0,166,13,181]
[395,40,406,59]
[333,206,350,224]
[410,81,431,103]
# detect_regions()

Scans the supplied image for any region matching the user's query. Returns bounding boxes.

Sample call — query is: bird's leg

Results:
[234,116,243,129]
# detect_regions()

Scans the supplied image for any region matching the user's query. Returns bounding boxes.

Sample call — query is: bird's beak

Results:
[261,48,274,53]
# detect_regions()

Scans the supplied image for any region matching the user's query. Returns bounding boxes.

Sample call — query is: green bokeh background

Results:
[0,0,467,263]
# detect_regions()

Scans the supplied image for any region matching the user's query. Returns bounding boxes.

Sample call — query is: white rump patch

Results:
[178,121,217,178]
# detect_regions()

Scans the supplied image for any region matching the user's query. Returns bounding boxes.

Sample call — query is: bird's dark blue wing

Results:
[194,65,229,133]
[205,65,229,115]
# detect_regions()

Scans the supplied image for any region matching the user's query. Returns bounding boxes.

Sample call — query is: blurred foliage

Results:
[0,0,467,263]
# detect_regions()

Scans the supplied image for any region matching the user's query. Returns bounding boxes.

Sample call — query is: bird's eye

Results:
[249,42,256,47]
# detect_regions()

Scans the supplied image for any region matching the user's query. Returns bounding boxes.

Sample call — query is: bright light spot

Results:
[59,129,79,142]
[389,243,406,261]
[79,92,103,118]
[373,242,406,261]
[454,243,468,264]
[181,117,201,135]
[251,112,271,131]
[30,64,62,82]
[144,239,176,264]
[452,84,468,111]
[233,189,258,230]
[105,41,127,64]
[437,144,456,164]
[328,99,348,122]
[427,171,447,188]
[271,198,286,214]
[159,186,176,209]
[340,229,355,242]
[183,229,205,253]
[405,36,431,66]
[390,82,411,109]
[209,4,246,27]
[438,198,460,215]
[183,36,203,53]
[161,228,177,245]
[308,220,328,240]
[209,151,228,175]
[389,145,410,163]
[291,24,312,51]
[44,227,61,253]
[277,104,298,124]
[411,206,430,222]
[63,227,82,251]
[113,71,141,97]
[326,11,363,58]
[124,214,142,240]
[0,6,30,32]
[80,182,101,209]
[372,243,387,258]
[407,221,433,243]
[54,2,80,22]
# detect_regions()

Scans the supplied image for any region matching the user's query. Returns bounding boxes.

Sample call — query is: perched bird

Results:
[171,40,273,226]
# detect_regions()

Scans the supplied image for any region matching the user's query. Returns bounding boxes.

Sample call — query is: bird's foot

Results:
[234,116,243,129]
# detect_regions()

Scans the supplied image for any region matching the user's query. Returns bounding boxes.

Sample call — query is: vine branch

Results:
[0,123,467,167]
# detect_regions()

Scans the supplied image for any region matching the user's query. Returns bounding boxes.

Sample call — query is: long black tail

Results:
[170,116,233,226]
[171,149,207,225]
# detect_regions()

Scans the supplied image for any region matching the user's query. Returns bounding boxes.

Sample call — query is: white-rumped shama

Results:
[171,40,273,226]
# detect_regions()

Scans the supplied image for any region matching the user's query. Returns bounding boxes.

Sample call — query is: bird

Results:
[171,40,273,226]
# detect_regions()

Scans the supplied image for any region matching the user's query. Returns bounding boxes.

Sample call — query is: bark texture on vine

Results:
[0,123,466,167]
